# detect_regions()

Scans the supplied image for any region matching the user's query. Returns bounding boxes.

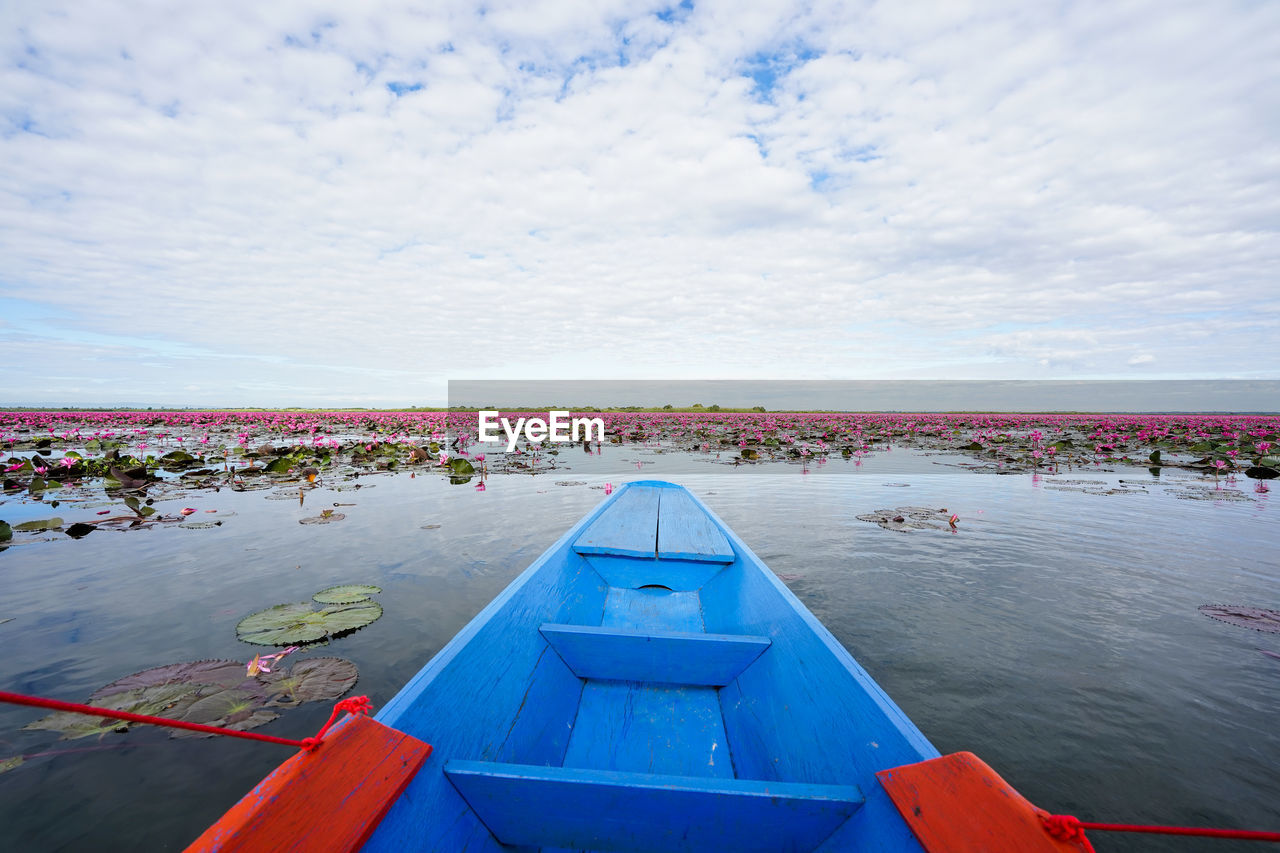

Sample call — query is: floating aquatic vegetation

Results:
[1198,605,1280,634]
[1172,485,1253,502]
[856,507,957,532]
[12,518,63,532]
[24,685,195,740]
[266,657,359,707]
[236,599,382,646]
[554,480,586,486]
[313,584,381,604]
[1042,480,1147,496]
[19,657,360,743]
[299,510,345,524]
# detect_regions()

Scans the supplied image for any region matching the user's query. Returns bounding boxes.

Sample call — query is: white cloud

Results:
[0,0,1277,405]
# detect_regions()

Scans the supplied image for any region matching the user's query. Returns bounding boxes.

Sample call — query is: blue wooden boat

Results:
[190,481,1086,852]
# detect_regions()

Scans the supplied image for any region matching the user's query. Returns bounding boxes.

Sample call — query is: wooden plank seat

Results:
[444,760,864,853]
[540,623,770,686]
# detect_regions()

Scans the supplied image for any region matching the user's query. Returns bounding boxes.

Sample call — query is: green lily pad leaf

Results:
[299,512,345,525]
[65,522,95,538]
[1244,466,1278,480]
[160,450,196,464]
[1148,449,1161,463]
[24,684,195,740]
[0,756,24,774]
[265,457,294,474]
[313,584,381,604]
[236,600,383,646]
[449,457,475,475]
[267,657,359,707]
[0,521,11,543]
[13,517,63,532]
[91,659,257,702]
[169,687,276,737]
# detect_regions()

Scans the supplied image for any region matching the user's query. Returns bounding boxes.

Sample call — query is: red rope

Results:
[0,689,371,752]
[1042,811,1280,846]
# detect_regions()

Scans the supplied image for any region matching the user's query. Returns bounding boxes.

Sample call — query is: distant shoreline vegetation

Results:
[2,406,1278,415]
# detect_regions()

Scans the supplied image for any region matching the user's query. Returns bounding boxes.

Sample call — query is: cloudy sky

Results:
[2,0,1277,407]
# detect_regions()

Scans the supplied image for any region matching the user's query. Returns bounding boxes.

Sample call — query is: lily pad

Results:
[266,657,359,707]
[313,584,381,604]
[856,507,954,532]
[299,512,345,525]
[1199,605,1280,634]
[0,521,10,543]
[236,600,383,646]
[170,688,279,737]
[0,756,24,774]
[449,457,475,475]
[179,521,222,529]
[13,517,63,532]
[65,522,95,538]
[24,684,195,740]
[91,659,257,701]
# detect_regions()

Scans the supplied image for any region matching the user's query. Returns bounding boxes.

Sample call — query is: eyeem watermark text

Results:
[477,411,606,452]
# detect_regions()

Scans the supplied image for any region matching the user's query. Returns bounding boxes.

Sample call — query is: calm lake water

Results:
[1,447,1277,851]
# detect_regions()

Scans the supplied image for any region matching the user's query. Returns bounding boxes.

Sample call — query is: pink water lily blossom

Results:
[246,645,300,677]
[59,457,77,468]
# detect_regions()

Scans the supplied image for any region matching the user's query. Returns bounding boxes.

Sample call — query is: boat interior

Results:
[365,481,937,852]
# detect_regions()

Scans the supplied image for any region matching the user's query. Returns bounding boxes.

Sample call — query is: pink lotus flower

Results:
[33,465,47,475]
[180,507,197,516]
[246,645,299,677]
[59,457,77,468]
[604,482,613,495]
[949,514,959,527]
[475,481,486,492]
[4,462,23,471]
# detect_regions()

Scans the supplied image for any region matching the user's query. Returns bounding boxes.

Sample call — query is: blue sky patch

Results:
[386,81,424,96]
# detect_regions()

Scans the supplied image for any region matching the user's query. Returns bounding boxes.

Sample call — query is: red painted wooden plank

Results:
[876,752,1091,853]
[185,715,431,853]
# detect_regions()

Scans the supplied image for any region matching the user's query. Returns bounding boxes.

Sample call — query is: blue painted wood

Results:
[655,487,735,563]
[541,623,770,686]
[572,486,660,559]
[333,481,939,851]
[444,760,864,853]
[582,553,726,591]
[601,586,704,631]
[561,680,733,778]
